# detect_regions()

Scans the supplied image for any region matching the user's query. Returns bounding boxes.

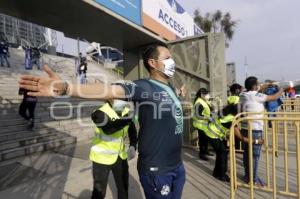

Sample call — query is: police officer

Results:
[90,100,137,199]
[193,88,214,161]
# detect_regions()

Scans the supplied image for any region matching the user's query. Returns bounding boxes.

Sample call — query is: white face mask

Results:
[204,94,210,100]
[155,58,176,77]
[162,58,176,77]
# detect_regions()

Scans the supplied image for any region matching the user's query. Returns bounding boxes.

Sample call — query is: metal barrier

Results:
[282,99,300,112]
[233,99,300,154]
[230,112,300,198]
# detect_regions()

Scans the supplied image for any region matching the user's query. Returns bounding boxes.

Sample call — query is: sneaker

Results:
[206,152,214,156]
[255,178,266,187]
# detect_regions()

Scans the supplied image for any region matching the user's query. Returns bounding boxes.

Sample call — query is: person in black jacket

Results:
[0,40,10,67]
[18,88,37,129]
[78,53,88,84]
[31,47,41,70]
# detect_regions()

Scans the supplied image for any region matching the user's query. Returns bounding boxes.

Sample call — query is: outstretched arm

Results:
[19,65,126,100]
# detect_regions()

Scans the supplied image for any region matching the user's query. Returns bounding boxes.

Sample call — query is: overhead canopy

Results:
[0,0,165,50]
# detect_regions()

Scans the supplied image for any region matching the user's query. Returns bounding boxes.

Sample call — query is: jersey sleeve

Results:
[117,79,153,102]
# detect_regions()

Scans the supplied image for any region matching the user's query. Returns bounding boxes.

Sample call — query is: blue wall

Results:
[94,0,141,25]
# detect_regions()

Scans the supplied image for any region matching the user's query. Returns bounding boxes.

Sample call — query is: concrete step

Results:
[0,118,30,127]
[0,136,77,161]
[0,112,51,121]
[0,128,50,142]
[0,119,90,142]
[0,122,57,135]
[0,113,92,133]
[0,117,76,129]
[0,123,38,134]
[0,133,68,151]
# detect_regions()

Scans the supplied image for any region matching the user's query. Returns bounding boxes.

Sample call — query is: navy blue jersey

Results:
[120,79,183,174]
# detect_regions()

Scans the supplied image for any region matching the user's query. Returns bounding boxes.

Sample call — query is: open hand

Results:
[19,65,64,97]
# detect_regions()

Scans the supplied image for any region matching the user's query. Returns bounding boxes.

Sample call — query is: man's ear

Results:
[147,59,156,69]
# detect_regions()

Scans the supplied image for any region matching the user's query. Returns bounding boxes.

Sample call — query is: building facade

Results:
[226,62,237,94]
[0,13,57,49]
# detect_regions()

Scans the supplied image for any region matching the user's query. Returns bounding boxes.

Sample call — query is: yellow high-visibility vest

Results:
[89,103,130,165]
[227,96,240,105]
[205,114,234,140]
[192,98,211,131]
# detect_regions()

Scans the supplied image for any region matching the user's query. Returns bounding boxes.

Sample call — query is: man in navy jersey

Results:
[19,43,185,199]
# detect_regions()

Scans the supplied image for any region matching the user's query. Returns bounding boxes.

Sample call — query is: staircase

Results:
[0,48,122,162]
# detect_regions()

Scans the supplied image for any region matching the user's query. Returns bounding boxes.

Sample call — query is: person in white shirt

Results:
[240,76,283,186]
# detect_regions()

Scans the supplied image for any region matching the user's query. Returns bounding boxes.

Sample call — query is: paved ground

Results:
[0,139,298,199]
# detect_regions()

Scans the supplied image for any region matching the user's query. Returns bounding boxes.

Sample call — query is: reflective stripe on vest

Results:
[205,114,234,140]
[90,103,129,165]
[91,145,120,155]
[193,98,211,130]
[207,123,223,139]
[95,133,123,143]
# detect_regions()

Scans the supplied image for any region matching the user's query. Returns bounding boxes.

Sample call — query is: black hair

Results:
[194,88,208,103]
[245,76,258,91]
[230,83,242,95]
[142,42,168,72]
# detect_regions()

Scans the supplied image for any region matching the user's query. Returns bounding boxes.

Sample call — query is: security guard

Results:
[90,100,137,199]
[204,103,263,182]
[204,106,234,182]
[227,83,243,150]
[193,88,214,161]
[227,83,242,105]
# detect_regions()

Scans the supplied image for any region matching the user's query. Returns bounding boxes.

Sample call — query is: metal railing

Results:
[282,99,300,112]
[233,99,300,154]
[230,111,300,198]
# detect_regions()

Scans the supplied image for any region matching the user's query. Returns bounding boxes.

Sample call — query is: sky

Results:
[56,32,89,56]
[177,0,300,84]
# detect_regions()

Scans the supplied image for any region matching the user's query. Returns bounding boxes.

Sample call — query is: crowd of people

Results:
[0,39,43,70]
[18,42,289,198]
[193,77,284,185]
